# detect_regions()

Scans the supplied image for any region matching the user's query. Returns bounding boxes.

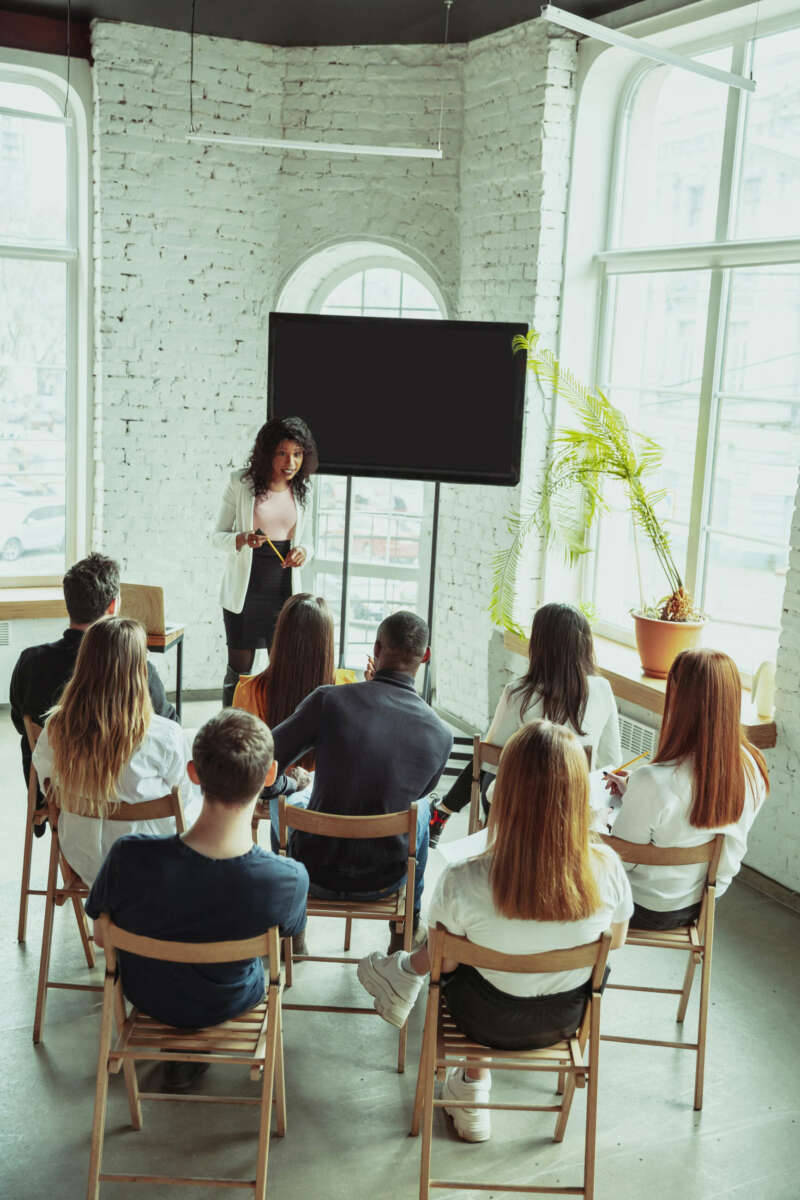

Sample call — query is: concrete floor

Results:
[2,698,799,1200]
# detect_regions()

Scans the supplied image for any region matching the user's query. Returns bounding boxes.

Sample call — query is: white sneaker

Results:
[442,1067,491,1142]
[357,951,424,1028]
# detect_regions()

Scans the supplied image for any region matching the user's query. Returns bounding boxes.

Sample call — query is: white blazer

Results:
[211,469,313,614]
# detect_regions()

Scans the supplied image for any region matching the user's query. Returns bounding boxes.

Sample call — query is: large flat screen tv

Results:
[267,312,527,486]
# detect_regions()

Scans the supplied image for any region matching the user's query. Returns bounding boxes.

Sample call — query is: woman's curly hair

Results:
[242,416,319,507]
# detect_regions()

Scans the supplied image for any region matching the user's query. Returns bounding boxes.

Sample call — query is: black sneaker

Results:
[428,800,451,849]
[160,1059,210,1093]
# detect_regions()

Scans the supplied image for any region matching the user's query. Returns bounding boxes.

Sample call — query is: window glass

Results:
[0,257,67,576]
[616,50,731,246]
[0,82,67,242]
[735,28,800,239]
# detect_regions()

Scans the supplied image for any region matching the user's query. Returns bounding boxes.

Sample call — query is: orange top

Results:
[232,666,357,723]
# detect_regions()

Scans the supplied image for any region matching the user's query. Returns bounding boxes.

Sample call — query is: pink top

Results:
[252,488,298,541]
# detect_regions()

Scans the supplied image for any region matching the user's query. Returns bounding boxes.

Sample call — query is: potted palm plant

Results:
[491,331,704,678]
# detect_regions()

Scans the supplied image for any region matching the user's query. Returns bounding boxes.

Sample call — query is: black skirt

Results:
[222,540,292,650]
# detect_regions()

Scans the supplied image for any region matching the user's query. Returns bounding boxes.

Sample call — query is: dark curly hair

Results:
[242,416,319,507]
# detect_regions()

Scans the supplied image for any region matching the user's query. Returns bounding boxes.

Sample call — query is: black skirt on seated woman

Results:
[631,901,702,931]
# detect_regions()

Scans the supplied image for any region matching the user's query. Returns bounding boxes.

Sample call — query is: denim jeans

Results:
[269,795,430,915]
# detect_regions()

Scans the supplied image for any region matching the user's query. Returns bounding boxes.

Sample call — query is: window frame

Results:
[559,6,800,666]
[0,53,92,589]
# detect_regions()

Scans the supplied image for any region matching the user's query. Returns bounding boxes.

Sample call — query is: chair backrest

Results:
[23,715,43,752]
[105,788,185,833]
[96,915,280,984]
[601,833,724,886]
[427,922,611,993]
[474,737,592,778]
[278,796,417,856]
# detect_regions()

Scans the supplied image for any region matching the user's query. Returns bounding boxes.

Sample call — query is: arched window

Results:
[0,64,89,583]
[587,20,800,673]
[277,244,447,667]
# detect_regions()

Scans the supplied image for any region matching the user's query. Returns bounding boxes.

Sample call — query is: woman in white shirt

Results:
[358,720,632,1142]
[32,616,193,887]
[609,648,769,930]
[212,416,318,706]
[429,602,621,845]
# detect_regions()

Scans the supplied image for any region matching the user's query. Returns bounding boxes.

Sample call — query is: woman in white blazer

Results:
[212,416,318,705]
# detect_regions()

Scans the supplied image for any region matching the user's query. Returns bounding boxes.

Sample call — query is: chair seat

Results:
[306,891,405,920]
[437,1008,585,1077]
[626,924,699,951]
[115,1001,271,1061]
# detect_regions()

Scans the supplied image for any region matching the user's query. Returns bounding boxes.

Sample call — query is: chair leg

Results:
[583,1001,601,1200]
[284,937,293,989]
[72,893,96,969]
[397,1020,408,1075]
[418,1032,437,1200]
[344,916,352,952]
[17,795,36,943]
[677,951,699,1024]
[254,990,279,1200]
[694,914,714,1111]
[33,832,60,1043]
[411,994,436,1137]
[86,979,116,1200]
[113,984,141,1130]
[553,1072,576,1143]
[274,1003,287,1138]
[556,1069,566,1095]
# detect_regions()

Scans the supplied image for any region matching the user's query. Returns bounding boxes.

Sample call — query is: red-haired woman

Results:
[609,648,769,930]
[358,721,632,1142]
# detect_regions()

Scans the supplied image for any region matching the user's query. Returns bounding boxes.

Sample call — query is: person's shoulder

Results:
[148,713,185,748]
[589,674,615,700]
[250,846,308,883]
[14,635,67,670]
[109,832,176,866]
[230,467,248,484]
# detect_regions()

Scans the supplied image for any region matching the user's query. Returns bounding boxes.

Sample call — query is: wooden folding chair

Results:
[87,919,285,1199]
[599,833,724,1110]
[468,740,592,835]
[279,796,417,1072]
[18,717,50,942]
[412,923,612,1200]
[33,788,184,1044]
[467,738,501,835]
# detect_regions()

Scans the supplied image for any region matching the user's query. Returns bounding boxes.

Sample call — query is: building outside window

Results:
[589,23,800,674]
[0,67,87,584]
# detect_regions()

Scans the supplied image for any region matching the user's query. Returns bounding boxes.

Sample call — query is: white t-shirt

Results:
[611,754,767,911]
[485,673,622,775]
[32,714,197,887]
[426,843,632,996]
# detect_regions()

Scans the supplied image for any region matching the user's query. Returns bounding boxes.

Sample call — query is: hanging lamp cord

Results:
[63,0,71,118]
[437,0,455,154]
[189,0,197,132]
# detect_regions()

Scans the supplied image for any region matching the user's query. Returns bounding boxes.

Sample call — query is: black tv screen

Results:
[267,312,527,486]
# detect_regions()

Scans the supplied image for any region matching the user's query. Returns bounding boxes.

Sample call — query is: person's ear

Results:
[264,760,278,786]
[187,760,200,785]
[421,646,431,665]
[107,595,119,616]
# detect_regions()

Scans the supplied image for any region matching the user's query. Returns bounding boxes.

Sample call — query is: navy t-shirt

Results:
[86,834,308,1029]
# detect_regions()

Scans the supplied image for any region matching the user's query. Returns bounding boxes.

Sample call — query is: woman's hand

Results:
[286,765,313,789]
[283,546,307,569]
[603,769,629,798]
[237,531,268,551]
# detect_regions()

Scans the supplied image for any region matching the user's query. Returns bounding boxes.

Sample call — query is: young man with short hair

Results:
[267,611,452,949]
[9,552,176,795]
[86,709,308,1087]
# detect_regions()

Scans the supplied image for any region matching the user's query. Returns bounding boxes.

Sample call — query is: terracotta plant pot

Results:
[632,613,705,679]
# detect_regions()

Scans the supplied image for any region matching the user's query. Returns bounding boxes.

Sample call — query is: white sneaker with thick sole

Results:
[357,950,423,1028]
[442,1067,492,1142]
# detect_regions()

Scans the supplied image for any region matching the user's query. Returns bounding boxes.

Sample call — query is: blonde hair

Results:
[45,616,153,816]
[654,648,769,828]
[488,720,601,921]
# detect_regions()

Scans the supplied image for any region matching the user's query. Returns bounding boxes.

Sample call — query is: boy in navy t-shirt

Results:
[86,709,308,1086]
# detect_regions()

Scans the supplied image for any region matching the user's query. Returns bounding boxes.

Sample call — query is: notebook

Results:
[120,583,179,636]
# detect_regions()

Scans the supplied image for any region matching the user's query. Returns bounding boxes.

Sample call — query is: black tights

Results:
[227,648,255,676]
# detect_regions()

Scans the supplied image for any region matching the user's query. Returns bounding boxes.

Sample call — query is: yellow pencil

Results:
[265,536,285,563]
[604,751,649,776]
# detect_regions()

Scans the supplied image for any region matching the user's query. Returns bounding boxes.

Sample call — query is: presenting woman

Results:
[212,416,319,706]
[357,721,632,1142]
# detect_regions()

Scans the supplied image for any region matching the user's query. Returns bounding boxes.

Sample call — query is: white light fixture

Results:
[540,4,756,92]
[186,132,443,159]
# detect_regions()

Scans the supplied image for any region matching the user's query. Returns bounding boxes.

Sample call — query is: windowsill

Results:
[0,586,68,620]
[503,629,777,750]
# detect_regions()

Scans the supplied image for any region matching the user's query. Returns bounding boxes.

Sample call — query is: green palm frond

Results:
[490,329,686,631]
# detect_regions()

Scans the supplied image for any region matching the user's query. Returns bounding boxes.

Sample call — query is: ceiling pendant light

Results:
[540,4,756,92]
[187,0,454,159]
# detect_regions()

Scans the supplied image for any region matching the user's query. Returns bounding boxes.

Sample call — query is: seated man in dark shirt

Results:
[86,708,308,1090]
[9,553,176,821]
[267,611,453,948]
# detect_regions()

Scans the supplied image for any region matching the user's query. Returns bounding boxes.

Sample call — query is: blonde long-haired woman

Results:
[32,616,193,886]
[358,721,633,1142]
[609,647,769,930]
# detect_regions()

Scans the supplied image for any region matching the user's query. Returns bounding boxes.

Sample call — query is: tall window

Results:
[309,261,444,668]
[592,24,800,673]
[0,70,84,583]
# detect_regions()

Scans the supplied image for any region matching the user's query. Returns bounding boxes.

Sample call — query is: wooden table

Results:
[0,588,186,721]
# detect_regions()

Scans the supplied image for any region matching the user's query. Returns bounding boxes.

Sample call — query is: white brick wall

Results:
[748,471,800,891]
[435,22,577,728]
